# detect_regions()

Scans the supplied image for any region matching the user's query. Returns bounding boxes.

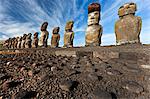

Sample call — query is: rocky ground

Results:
[0,45,150,99]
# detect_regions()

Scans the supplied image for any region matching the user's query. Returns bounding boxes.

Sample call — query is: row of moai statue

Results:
[3,2,142,49]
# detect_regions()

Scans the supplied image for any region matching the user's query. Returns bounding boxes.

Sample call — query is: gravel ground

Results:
[0,45,150,99]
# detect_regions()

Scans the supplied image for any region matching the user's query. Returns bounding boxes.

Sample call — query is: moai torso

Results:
[115,3,142,45]
[25,33,32,48]
[32,32,38,48]
[64,21,74,47]
[51,27,60,48]
[86,3,102,46]
[39,22,49,47]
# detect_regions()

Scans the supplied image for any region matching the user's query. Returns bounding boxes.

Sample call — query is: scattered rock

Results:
[89,88,113,99]
[59,80,78,92]
[122,81,144,94]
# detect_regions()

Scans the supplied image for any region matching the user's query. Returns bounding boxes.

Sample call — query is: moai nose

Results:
[91,13,95,18]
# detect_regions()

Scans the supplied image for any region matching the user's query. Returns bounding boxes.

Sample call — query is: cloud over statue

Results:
[0,1,150,99]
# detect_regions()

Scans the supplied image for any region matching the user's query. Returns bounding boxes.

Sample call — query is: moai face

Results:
[115,2,142,45]
[53,27,60,34]
[41,22,48,31]
[65,21,74,31]
[34,32,38,38]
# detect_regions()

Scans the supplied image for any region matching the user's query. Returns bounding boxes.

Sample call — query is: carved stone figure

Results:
[21,34,27,48]
[85,3,102,46]
[11,37,16,49]
[25,33,32,48]
[64,21,74,47]
[39,22,49,47]
[14,37,18,49]
[115,2,142,45]
[32,32,39,48]
[3,39,9,49]
[51,27,60,48]
[17,36,22,48]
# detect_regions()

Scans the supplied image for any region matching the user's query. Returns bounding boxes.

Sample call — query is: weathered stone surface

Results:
[32,32,38,48]
[51,27,60,48]
[39,22,49,47]
[115,3,142,45]
[86,3,102,46]
[64,21,74,47]
[25,33,32,48]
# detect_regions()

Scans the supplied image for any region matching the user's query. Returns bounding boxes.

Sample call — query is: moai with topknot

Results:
[25,33,32,48]
[64,21,74,47]
[51,27,60,48]
[85,3,103,46]
[39,22,49,47]
[115,2,142,45]
[21,34,27,48]
[32,32,39,48]
[17,36,22,48]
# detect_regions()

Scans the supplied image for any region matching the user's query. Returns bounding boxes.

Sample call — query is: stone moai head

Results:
[34,32,38,38]
[28,33,32,38]
[41,22,48,31]
[118,3,137,18]
[65,21,74,31]
[19,36,22,41]
[88,3,100,26]
[22,34,27,40]
[53,27,60,34]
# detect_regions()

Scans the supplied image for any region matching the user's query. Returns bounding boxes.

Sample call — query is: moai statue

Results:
[17,36,22,48]
[115,3,142,45]
[64,21,74,47]
[21,34,27,48]
[51,27,60,48]
[8,38,12,49]
[32,32,39,48]
[11,37,15,49]
[25,33,32,48]
[39,22,49,47]
[14,37,18,49]
[85,3,102,46]
[3,39,9,49]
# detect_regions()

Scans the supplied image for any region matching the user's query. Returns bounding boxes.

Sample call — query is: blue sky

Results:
[0,0,150,46]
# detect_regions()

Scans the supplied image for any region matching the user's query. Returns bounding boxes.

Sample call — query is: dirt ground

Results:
[0,44,150,99]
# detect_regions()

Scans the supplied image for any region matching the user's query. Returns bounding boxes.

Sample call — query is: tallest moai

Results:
[85,3,103,46]
[115,3,142,45]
